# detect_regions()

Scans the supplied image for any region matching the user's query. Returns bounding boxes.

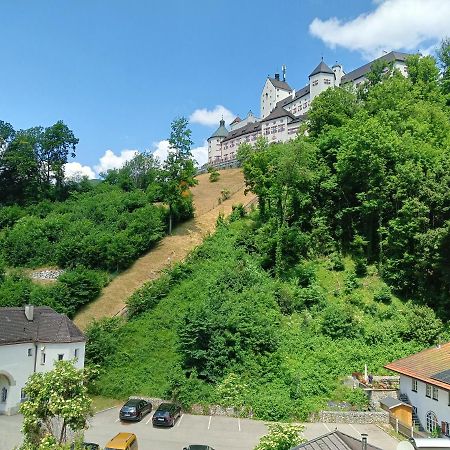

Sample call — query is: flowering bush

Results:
[254,422,305,450]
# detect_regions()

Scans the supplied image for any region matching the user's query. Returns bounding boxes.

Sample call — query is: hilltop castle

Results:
[207,51,409,166]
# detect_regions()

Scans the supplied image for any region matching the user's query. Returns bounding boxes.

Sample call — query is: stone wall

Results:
[318,411,389,424]
[365,388,398,408]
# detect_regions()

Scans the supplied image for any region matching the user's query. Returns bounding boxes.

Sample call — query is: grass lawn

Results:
[90,395,125,413]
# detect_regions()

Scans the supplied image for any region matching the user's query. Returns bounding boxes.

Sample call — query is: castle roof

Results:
[341,51,409,83]
[0,306,85,346]
[268,77,292,91]
[230,117,241,125]
[261,105,296,123]
[222,121,261,143]
[208,119,229,140]
[309,60,335,77]
[275,84,310,109]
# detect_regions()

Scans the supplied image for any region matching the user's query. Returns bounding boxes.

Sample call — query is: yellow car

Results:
[105,433,137,450]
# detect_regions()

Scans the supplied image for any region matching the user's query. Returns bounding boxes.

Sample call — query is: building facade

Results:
[0,305,86,415]
[207,51,409,165]
[385,342,450,436]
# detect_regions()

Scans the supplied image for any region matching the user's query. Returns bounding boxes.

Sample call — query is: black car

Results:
[183,446,215,450]
[119,398,152,421]
[152,402,182,427]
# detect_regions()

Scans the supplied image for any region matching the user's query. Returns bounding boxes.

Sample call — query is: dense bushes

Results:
[0,267,108,317]
[0,187,166,272]
[87,218,448,420]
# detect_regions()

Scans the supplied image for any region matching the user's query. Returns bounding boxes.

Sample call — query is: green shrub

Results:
[58,267,109,317]
[354,258,368,277]
[321,304,358,339]
[330,253,345,271]
[208,168,220,182]
[344,271,360,293]
[254,423,306,450]
[127,274,172,317]
[373,286,392,303]
[85,317,123,367]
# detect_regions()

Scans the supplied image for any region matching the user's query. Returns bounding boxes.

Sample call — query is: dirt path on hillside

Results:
[74,169,256,330]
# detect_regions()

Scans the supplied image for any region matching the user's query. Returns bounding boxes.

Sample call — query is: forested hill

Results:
[238,48,450,319]
[87,45,450,420]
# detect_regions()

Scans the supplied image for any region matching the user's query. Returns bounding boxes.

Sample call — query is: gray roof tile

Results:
[222,121,261,143]
[268,77,292,91]
[309,61,335,77]
[261,105,296,123]
[292,431,383,450]
[0,306,85,345]
[341,51,409,83]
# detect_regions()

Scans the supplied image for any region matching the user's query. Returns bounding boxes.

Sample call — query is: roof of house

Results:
[221,121,261,143]
[0,306,85,345]
[292,430,383,450]
[208,119,229,140]
[261,105,296,123]
[379,396,411,410]
[268,77,292,91]
[276,84,311,109]
[385,342,450,390]
[309,60,335,78]
[341,51,409,83]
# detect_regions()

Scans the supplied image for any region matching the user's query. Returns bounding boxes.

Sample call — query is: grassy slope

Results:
[93,219,435,419]
[75,169,255,329]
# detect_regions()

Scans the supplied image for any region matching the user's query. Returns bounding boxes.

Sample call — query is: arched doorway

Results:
[0,375,11,414]
[426,410,439,433]
[0,371,15,415]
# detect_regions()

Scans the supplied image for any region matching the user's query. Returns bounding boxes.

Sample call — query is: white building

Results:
[0,305,86,415]
[207,51,409,166]
[385,342,450,437]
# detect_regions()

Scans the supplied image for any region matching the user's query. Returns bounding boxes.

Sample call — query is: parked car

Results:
[119,398,152,421]
[105,432,137,450]
[152,402,182,427]
[182,446,215,450]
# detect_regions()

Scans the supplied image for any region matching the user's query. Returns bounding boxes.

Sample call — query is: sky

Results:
[1,0,449,178]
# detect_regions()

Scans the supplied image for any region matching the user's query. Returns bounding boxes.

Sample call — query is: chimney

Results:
[274,73,280,81]
[24,305,34,321]
[361,433,368,450]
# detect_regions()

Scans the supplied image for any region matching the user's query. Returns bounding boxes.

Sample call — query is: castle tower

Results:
[260,71,292,119]
[309,60,335,101]
[207,119,228,164]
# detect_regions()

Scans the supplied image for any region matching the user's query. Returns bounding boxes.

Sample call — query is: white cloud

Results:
[150,139,208,167]
[151,140,171,162]
[64,162,96,180]
[191,141,208,167]
[189,105,236,127]
[309,0,450,60]
[94,149,138,175]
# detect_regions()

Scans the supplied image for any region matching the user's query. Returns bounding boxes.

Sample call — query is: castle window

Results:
[312,80,318,86]
[324,78,331,85]
[28,348,33,357]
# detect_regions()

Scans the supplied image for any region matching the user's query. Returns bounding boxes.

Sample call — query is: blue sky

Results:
[1,0,448,176]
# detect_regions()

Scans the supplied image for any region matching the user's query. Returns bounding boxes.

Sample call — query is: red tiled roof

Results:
[384,342,450,390]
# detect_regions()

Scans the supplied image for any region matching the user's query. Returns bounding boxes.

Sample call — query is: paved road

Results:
[0,407,400,450]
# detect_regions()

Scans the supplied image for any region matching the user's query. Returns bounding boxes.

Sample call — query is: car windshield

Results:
[154,410,170,416]
[121,406,136,412]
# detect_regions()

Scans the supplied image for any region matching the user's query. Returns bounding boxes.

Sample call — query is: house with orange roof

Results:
[385,342,450,436]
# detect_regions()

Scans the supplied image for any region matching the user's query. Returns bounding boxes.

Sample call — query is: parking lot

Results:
[0,407,399,450]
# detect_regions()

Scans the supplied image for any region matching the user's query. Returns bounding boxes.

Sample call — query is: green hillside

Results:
[86,48,450,420]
